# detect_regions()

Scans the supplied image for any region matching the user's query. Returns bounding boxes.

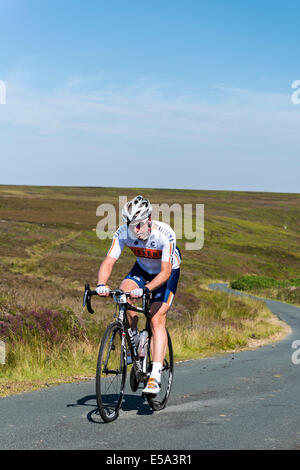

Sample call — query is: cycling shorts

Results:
[124,262,180,307]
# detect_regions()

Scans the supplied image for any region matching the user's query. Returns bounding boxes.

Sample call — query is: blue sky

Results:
[0,0,299,192]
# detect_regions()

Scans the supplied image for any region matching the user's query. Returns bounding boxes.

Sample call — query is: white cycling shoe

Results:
[142,377,161,395]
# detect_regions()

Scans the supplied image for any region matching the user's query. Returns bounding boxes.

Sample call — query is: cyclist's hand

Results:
[96,284,110,296]
[130,288,143,299]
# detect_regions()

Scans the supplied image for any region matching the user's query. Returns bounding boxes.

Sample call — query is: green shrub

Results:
[230,275,300,291]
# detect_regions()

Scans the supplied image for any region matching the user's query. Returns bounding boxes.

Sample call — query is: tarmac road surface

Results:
[1,284,300,450]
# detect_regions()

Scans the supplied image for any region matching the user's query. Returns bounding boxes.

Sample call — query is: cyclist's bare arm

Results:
[97,256,117,295]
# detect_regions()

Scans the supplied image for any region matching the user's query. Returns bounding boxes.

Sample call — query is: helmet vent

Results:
[122,195,152,226]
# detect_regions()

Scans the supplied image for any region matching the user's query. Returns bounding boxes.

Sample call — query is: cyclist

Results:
[96,195,181,395]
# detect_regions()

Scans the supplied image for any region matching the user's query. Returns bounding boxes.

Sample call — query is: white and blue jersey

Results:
[106,220,181,305]
[107,221,181,275]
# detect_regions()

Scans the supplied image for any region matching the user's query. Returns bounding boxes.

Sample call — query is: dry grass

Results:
[0,185,298,396]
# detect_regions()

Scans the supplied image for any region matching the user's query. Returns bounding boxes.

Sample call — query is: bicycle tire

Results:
[145,328,174,411]
[96,322,127,423]
[129,365,139,392]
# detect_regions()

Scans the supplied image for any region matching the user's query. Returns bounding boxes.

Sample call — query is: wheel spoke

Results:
[96,323,127,422]
[145,329,174,411]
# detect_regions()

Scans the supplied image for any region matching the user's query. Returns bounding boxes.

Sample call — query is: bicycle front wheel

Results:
[145,328,174,411]
[96,322,127,423]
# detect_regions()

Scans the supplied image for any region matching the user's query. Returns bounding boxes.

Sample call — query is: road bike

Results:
[83,283,174,423]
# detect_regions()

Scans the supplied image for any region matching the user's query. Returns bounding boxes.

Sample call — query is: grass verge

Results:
[0,186,298,396]
[170,285,290,362]
[0,285,290,397]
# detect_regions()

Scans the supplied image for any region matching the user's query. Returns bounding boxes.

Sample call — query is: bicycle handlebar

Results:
[83,283,151,314]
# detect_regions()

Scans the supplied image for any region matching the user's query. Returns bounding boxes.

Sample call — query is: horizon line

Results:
[0,183,299,196]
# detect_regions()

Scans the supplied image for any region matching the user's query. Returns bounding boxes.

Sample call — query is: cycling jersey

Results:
[106,221,182,274]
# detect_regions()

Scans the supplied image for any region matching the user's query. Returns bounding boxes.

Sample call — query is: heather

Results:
[0,296,103,389]
[0,306,85,345]
[0,185,299,395]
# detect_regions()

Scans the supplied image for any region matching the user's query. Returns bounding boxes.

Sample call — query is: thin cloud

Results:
[0,71,300,148]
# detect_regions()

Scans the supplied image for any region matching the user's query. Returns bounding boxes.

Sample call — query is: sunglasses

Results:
[129,219,148,230]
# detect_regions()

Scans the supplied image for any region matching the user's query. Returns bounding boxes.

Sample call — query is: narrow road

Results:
[1,284,300,450]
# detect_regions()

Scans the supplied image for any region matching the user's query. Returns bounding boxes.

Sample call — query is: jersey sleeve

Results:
[161,228,176,265]
[106,225,126,260]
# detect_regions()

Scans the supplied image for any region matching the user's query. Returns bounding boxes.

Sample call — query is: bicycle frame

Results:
[83,283,152,378]
[84,283,174,421]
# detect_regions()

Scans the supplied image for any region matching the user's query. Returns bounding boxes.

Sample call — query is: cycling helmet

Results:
[122,195,152,225]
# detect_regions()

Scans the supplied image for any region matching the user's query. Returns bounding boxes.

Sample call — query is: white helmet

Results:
[122,195,152,225]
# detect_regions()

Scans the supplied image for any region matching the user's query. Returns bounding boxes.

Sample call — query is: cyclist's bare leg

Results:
[119,278,140,330]
[149,301,169,364]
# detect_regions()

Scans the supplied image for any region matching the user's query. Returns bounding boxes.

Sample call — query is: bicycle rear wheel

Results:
[145,328,174,411]
[96,322,127,423]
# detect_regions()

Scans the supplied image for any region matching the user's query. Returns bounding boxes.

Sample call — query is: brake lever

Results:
[83,283,94,314]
